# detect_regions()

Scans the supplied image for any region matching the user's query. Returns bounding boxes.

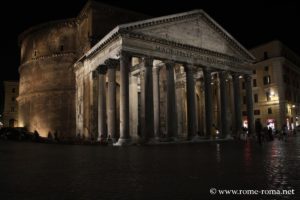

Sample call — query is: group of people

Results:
[255,119,291,144]
[254,119,273,144]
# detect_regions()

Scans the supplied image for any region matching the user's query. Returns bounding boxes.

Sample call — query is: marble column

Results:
[140,57,154,142]
[153,65,160,139]
[165,61,177,140]
[232,73,242,136]
[105,59,117,142]
[97,66,107,141]
[203,68,213,137]
[185,64,197,140]
[245,74,254,135]
[219,71,229,138]
[115,52,131,145]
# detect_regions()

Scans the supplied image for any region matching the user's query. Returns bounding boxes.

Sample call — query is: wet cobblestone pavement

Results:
[0,136,299,200]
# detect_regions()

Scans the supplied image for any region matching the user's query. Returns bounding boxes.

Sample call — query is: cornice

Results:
[120,9,255,61]
[200,12,255,61]
[121,10,200,31]
[85,31,120,59]
[18,88,75,101]
[19,52,77,72]
[124,31,245,63]
[85,10,255,63]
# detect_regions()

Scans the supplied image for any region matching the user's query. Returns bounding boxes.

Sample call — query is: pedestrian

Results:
[268,126,274,141]
[240,126,248,141]
[282,124,288,141]
[255,119,263,145]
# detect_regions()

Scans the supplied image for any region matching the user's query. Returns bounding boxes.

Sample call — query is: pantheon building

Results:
[18,1,255,144]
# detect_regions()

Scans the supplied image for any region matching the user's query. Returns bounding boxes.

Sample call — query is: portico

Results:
[74,10,255,145]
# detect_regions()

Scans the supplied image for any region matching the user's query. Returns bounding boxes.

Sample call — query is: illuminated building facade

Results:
[242,40,300,130]
[17,1,147,138]
[75,10,255,144]
[19,1,256,142]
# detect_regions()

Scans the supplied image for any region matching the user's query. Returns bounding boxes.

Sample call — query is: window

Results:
[263,75,271,85]
[268,108,272,114]
[254,110,260,115]
[264,66,269,71]
[264,51,268,59]
[266,91,271,101]
[12,88,15,93]
[253,79,257,87]
[254,94,258,103]
[242,111,247,116]
[11,97,15,102]
[34,50,37,57]
[253,70,256,74]
[11,107,15,112]
[60,45,64,51]
[243,96,246,104]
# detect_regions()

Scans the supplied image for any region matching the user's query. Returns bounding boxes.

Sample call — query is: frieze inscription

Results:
[155,45,237,67]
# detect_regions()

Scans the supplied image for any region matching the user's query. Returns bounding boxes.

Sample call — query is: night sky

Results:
[0,0,299,112]
[1,0,300,80]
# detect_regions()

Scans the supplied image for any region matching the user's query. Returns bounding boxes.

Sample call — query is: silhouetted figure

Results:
[262,127,268,142]
[255,119,263,145]
[33,130,40,142]
[47,131,53,141]
[282,124,288,141]
[268,127,274,141]
[241,126,248,141]
[54,131,59,142]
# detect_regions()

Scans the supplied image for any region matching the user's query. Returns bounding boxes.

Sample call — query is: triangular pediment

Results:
[119,10,255,61]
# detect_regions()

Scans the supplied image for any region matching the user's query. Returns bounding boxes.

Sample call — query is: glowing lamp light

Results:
[18,121,24,127]
[292,105,296,108]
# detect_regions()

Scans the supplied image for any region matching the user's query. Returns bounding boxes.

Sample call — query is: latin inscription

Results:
[155,45,236,67]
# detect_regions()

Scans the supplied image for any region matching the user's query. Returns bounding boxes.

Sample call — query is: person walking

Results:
[282,124,288,141]
[267,126,274,141]
[255,119,263,145]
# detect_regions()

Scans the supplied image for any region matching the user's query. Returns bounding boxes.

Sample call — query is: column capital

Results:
[219,70,228,76]
[104,58,119,68]
[230,71,241,76]
[164,60,176,68]
[244,74,252,81]
[119,51,131,61]
[142,57,153,67]
[202,67,213,73]
[184,64,196,73]
[97,65,107,74]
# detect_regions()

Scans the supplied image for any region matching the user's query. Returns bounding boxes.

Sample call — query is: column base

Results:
[146,137,160,144]
[97,137,108,145]
[158,137,178,142]
[189,135,201,142]
[113,138,132,146]
[168,137,179,142]
[107,138,117,144]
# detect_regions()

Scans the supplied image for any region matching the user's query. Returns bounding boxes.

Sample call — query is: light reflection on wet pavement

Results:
[0,136,299,200]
